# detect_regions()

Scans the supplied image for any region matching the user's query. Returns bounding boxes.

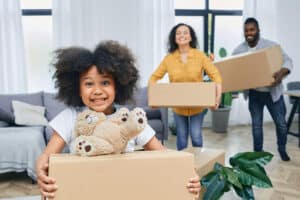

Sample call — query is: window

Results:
[214,16,243,61]
[175,0,205,10]
[21,0,53,92]
[175,0,243,55]
[209,0,244,10]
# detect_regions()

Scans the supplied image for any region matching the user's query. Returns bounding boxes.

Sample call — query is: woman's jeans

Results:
[173,110,206,150]
[249,90,287,152]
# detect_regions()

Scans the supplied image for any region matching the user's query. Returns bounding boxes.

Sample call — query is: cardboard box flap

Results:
[49,150,195,200]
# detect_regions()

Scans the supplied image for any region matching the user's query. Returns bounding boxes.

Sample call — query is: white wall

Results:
[277,0,300,85]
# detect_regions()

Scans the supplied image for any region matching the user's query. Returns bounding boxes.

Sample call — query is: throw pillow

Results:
[12,100,48,126]
[43,92,66,121]
[0,107,15,124]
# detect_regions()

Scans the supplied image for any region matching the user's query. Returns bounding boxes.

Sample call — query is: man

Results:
[232,17,293,161]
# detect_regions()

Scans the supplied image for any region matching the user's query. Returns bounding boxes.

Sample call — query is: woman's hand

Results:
[212,83,222,110]
[186,174,201,198]
[36,155,58,199]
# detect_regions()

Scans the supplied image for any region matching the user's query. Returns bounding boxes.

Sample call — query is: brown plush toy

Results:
[74,107,147,156]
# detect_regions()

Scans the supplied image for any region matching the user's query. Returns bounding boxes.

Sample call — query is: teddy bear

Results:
[73,107,147,156]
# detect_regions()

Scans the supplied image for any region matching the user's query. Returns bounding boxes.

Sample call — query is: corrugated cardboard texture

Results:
[183,147,225,200]
[214,45,282,93]
[49,150,195,200]
[148,82,216,107]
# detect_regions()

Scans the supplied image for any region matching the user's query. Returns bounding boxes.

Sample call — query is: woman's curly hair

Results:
[52,47,94,107]
[168,23,199,53]
[52,40,139,107]
[93,40,139,105]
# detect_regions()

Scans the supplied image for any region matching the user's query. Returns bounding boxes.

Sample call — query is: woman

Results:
[149,23,222,150]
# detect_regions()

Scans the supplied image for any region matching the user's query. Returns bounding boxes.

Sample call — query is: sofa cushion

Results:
[148,119,164,140]
[144,108,161,120]
[43,92,67,121]
[132,87,148,107]
[0,121,10,127]
[0,107,15,124]
[12,100,48,126]
[0,92,43,123]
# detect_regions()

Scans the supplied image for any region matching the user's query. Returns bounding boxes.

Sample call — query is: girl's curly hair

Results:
[52,40,139,107]
[93,40,139,105]
[52,47,94,107]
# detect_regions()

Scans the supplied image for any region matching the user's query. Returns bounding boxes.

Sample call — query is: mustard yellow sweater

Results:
[149,48,222,116]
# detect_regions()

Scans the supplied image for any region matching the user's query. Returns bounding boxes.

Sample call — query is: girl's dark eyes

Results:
[83,80,111,87]
[85,82,94,86]
[102,80,110,86]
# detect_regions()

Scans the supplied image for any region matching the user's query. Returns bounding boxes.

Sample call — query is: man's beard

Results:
[246,32,260,46]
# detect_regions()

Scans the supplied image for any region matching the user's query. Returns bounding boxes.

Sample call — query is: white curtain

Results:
[52,0,174,87]
[243,0,278,41]
[0,0,27,94]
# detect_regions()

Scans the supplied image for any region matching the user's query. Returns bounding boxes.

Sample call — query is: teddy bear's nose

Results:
[85,145,91,152]
[122,117,127,122]
[138,118,143,124]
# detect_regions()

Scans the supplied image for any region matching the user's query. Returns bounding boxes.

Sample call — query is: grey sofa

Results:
[0,87,168,180]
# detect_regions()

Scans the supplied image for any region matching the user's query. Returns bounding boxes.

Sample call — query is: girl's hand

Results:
[186,175,201,198]
[36,156,58,199]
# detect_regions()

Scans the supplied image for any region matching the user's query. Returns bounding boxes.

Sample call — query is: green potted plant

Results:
[211,92,233,133]
[201,151,273,200]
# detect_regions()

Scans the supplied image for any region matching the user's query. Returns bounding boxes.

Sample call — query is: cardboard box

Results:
[148,82,216,107]
[49,150,195,200]
[183,147,225,200]
[214,45,282,93]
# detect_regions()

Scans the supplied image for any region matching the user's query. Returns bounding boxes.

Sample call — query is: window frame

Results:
[22,9,51,16]
[175,0,242,54]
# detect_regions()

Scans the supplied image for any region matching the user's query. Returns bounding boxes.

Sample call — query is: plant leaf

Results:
[201,171,218,188]
[202,173,226,200]
[233,185,255,200]
[230,152,273,166]
[223,167,243,189]
[229,152,273,188]
[235,164,272,188]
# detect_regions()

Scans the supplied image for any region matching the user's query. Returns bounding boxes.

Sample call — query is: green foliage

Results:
[219,47,227,58]
[220,92,232,107]
[218,47,233,108]
[200,152,273,200]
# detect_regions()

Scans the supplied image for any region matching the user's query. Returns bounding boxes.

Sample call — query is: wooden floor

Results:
[0,122,299,199]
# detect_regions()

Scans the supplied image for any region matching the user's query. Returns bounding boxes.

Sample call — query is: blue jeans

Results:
[173,110,207,150]
[249,90,287,152]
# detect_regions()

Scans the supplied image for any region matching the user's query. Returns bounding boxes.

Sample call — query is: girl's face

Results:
[175,25,192,47]
[79,65,116,114]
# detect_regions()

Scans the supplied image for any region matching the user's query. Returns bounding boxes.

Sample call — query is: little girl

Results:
[36,40,200,199]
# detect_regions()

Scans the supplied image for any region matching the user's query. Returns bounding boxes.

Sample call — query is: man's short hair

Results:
[244,17,259,29]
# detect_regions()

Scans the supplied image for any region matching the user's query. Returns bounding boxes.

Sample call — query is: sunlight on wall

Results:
[22,16,55,92]
[21,0,55,92]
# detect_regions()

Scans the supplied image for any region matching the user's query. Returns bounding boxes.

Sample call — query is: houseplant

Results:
[211,92,233,133]
[200,151,273,200]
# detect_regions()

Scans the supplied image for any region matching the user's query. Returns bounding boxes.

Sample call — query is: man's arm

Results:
[271,47,293,86]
